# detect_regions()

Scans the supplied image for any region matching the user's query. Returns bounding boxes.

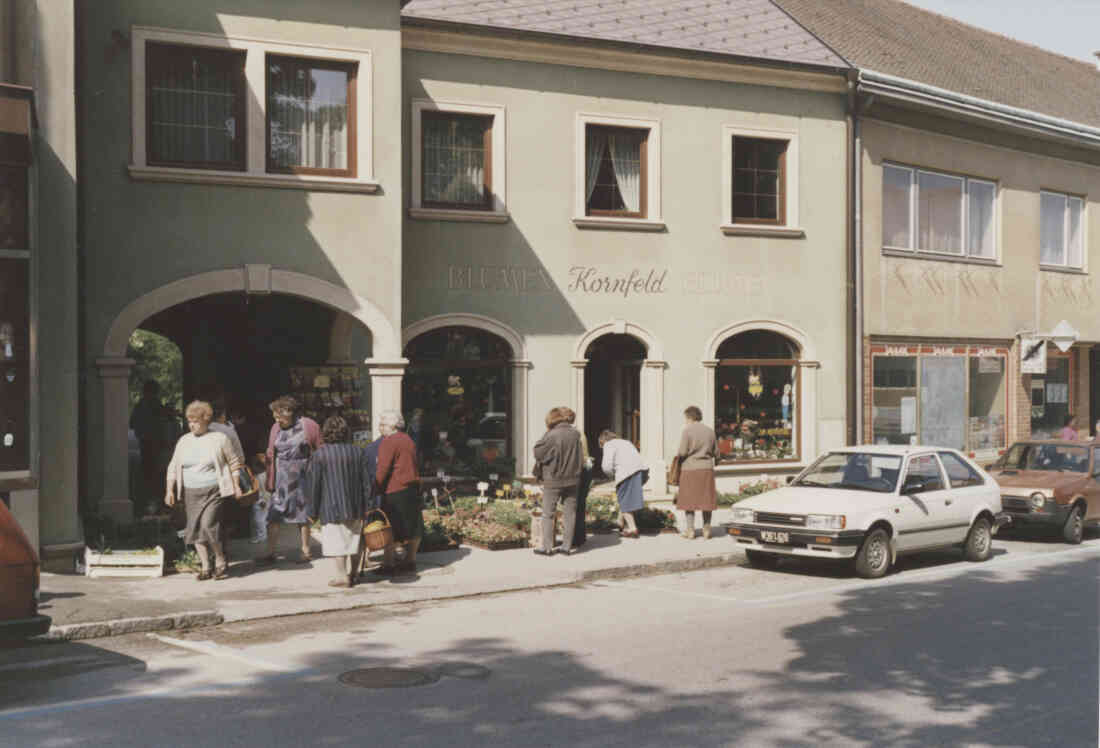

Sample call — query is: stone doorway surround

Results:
[572,319,667,489]
[96,265,404,521]
[401,313,532,477]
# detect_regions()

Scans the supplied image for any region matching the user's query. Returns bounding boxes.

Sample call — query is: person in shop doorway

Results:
[532,407,583,556]
[257,396,322,565]
[675,405,718,540]
[561,407,592,548]
[131,380,173,513]
[375,410,422,575]
[1059,414,1080,441]
[165,400,243,580]
[306,417,370,588]
[598,430,647,538]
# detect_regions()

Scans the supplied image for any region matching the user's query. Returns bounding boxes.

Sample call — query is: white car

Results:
[728,446,1009,578]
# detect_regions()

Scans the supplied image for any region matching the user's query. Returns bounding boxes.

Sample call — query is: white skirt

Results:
[320,520,363,557]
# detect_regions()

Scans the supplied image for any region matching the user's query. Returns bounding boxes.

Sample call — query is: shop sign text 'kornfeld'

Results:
[567,265,669,297]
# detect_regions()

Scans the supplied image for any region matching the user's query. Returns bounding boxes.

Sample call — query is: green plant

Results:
[584,495,620,533]
[421,509,461,552]
[173,549,200,573]
[486,501,529,529]
[461,520,528,546]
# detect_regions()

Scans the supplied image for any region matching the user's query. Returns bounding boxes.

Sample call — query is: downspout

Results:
[852,81,865,445]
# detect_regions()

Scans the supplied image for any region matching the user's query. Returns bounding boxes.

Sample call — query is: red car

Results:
[0,499,50,638]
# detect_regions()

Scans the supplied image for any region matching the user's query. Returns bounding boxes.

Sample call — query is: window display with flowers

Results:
[713,330,800,463]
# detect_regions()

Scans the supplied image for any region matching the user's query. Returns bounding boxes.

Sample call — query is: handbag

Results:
[532,461,544,483]
[667,455,683,487]
[235,465,260,507]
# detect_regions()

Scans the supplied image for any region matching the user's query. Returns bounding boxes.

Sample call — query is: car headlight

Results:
[1030,492,1047,511]
[732,507,755,523]
[806,514,846,530]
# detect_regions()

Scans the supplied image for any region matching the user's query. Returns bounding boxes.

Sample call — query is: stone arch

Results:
[703,318,814,362]
[103,266,399,359]
[402,313,526,360]
[574,318,663,361]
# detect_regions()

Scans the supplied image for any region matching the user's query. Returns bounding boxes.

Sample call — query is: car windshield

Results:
[1000,443,1089,473]
[793,452,902,493]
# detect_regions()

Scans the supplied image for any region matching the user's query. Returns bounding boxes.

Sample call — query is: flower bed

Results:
[423,498,529,551]
[421,509,462,553]
[634,506,678,533]
[584,495,620,534]
[715,478,784,506]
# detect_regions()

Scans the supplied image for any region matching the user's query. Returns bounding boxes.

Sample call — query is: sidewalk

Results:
[38,506,743,641]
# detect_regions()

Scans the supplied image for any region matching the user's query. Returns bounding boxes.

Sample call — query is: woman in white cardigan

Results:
[598,430,648,538]
[166,400,243,580]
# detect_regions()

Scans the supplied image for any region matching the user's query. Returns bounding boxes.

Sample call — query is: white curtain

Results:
[272,63,347,171]
[608,134,641,212]
[585,131,606,202]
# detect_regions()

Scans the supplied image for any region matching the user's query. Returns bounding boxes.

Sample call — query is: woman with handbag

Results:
[257,396,322,565]
[306,416,371,588]
[164,400,244,580]
[676,405,719,539]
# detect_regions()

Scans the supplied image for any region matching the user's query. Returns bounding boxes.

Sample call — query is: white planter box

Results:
[85,546,165,578]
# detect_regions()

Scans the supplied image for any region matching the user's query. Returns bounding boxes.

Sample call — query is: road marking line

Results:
[145,633,296,672]
[595,543,1100,606]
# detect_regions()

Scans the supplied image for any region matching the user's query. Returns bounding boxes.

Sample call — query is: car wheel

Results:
[854,528,891,579]
[745,549,781,569]
[963,516,993,562]
[1062,505,1084,545]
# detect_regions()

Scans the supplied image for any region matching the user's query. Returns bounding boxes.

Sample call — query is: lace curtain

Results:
[423,115,487,205]
[585,128,642,212]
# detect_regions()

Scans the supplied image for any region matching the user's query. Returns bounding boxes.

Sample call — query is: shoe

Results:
[254,554,276,566]
[197,570,212,581]
[213,565,229,580]
[555,547,577,556]
[295,553,312,564]
[397,561,417,574]
[373,565,399,576]
[328,578,350,588]
[621,530,640,539]
[702,525,712,540]
[681,530,695,540]
[532,549,554,557]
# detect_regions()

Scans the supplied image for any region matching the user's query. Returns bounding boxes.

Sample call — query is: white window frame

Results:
[721,125,803,238]
[883,163,998,261]
[1039,189,1087,271]
[410,99,508,223]
[573,113,663,231]
[128,26,376,193]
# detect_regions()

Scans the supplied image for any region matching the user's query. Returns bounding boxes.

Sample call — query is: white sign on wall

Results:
[1019,337,1047,375]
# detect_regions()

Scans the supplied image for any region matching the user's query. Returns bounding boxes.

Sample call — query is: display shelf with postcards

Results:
[286,365,370,445]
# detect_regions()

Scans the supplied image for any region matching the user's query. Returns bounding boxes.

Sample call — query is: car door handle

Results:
[945,499,953,506]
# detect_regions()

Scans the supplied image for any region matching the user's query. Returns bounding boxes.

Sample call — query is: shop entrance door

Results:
[584,334,646,471]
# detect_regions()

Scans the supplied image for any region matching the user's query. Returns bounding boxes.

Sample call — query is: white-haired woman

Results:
[598,430,647,539]
[165,400,244,580]
[375,410,422,574]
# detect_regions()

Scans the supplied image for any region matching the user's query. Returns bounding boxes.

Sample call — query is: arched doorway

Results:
[403,325,517,479]
[584,334,646,468]
[96,266,401,521]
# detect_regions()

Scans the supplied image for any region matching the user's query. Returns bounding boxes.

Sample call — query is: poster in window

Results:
[978,357,1002,374]
[1046,383,1068,404]
[900,396,917,434]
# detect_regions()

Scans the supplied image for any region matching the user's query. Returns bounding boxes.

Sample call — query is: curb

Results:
[40,552,745,642]
[42,610,224,642]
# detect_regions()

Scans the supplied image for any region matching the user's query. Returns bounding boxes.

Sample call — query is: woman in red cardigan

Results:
[256,396,322,565]
[375,409,422,574]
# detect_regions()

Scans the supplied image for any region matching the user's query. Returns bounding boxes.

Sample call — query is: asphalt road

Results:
[2,531,1097,747]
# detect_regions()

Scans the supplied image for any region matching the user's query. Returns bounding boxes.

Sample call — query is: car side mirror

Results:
[785,476,794,484]
[901,476,927,495]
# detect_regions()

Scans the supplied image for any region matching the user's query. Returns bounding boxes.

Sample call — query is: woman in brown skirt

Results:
[675,405,718,539]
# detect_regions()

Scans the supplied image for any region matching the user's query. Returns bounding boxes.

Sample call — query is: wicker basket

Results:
[362,509,394,551]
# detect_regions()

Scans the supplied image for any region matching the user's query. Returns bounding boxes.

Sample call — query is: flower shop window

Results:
[714,331,800,463]
[871,349,1006,451]
[403,326,514,479]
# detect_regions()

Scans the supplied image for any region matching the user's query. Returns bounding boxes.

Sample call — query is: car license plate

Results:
[760,530,790,544]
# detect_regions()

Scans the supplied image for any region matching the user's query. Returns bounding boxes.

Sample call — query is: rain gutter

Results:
[858,69,1100,149]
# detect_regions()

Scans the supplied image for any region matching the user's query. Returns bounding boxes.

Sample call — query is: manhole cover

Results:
[338,667,439,689]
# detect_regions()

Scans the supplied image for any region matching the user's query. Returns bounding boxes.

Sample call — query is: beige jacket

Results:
[166,430,244,499]
[677,421,718,472]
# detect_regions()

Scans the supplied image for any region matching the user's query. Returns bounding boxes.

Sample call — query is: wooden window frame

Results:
[145,42,247,172]
[265,54,358,179]
[584,124,648,220]
[731,136,787,226]
[420,110,494,212]
[1039,189,1086,271]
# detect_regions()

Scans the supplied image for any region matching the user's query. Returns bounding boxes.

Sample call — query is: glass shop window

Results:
[872,352,1006,452]
[1030,356,1070,439]
[403,327,514,479]
[0,259,29,471]
[713,330,800,463]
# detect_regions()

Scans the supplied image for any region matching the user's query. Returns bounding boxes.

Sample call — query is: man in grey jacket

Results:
[532,407,583,555]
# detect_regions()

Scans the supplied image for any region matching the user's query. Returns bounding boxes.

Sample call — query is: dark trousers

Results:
[541,485,578,552]
[572,467,592,546]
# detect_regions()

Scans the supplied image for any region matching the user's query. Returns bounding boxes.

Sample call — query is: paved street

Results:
[2,533,1097,747]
